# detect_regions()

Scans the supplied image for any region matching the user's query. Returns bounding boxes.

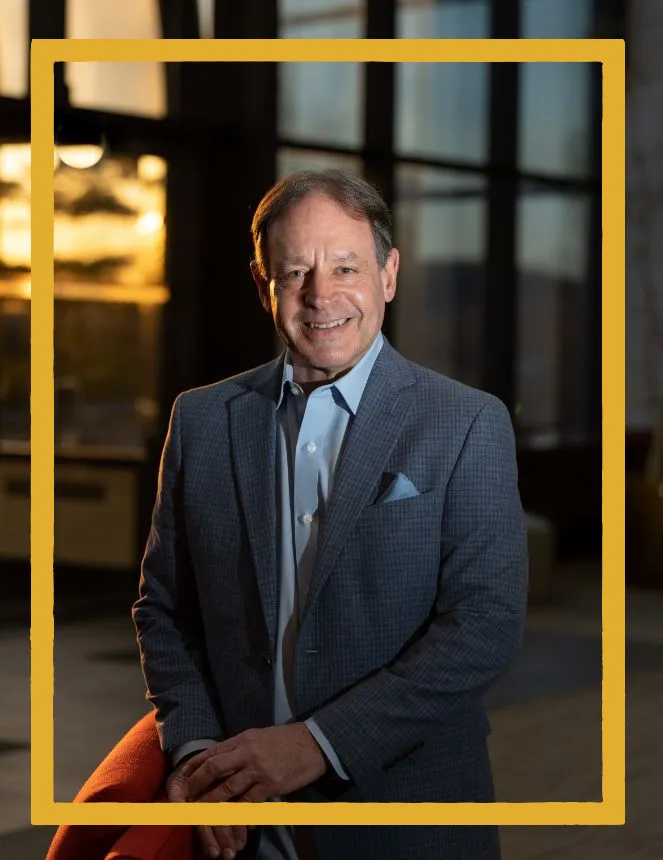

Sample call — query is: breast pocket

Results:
[354,487,444,566]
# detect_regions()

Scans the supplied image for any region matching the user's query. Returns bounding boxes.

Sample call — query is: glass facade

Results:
[272,0,603,444]
[0,0,608,457]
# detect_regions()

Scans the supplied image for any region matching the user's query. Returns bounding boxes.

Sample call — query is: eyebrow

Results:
[279,255,310,267]
[278,251,362,268]
[332,251,361,262]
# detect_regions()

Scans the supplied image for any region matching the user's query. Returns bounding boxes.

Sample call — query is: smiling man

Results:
[133,170,528,860]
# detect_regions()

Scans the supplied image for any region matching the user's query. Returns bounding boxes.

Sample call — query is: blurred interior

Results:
[1,1,661,858]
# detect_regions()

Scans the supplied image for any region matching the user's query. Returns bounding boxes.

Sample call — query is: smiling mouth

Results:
[305,318,350,330]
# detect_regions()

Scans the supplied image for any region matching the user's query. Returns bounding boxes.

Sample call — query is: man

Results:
[133,170,528,860]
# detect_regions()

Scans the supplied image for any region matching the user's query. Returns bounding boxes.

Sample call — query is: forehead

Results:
[268,193,374,252]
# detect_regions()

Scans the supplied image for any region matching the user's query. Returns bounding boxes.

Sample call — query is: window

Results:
[516,185,591,444]
[197,0,215,38]
[394,167,486,387]
[396,0,490,163]
[519,0,595,177]
[278,1,365,148]
[65,0,166,117]
[0,0,28,98]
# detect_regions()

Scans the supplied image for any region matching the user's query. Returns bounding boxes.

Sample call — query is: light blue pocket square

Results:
[376,472,420,504]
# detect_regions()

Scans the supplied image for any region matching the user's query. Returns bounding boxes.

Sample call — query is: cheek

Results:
[275,295,300,325]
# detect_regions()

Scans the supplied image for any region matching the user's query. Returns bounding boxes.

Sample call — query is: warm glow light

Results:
[136,210,163,234]
[137,154,166,182]
[0,145,31,181]
[0,280,168,305]
[0,279,31,299]
[57,145,105,169]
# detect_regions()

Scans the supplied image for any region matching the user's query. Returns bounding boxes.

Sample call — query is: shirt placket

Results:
[292,390,327,618]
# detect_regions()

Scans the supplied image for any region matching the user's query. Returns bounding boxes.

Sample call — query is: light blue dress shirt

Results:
[175,332,384,859]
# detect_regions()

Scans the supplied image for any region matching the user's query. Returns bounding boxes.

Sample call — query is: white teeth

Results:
[308,319,349,329]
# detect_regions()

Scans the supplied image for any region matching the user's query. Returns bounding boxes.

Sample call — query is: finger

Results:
[197,770,256,804]
[196,825,221,859]
[187,750,246,799]
[232,825,248,853]
[180,739,239,778]
[212,825,242,860]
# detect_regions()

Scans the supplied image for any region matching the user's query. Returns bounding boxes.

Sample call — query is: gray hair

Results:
[251,169,393,279]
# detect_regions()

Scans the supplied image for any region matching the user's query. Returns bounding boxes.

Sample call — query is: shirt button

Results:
[305,441,317,454]
[262,654,272,667]
[299,513,313,525]
[290,383,302,396]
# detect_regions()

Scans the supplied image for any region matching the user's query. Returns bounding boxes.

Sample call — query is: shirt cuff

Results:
[171,738,218,769]
[304,718,350,781]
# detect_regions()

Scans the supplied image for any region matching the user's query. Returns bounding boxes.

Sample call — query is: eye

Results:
[288,269,305,279]
[336,266,356,275]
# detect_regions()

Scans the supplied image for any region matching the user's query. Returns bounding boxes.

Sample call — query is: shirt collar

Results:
[277,331,384,415]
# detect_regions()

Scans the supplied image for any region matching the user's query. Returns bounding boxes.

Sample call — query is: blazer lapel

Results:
[228,359,282,651]
[302,342,417,621]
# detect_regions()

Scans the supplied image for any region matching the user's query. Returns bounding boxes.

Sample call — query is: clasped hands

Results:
[167,722,327,860]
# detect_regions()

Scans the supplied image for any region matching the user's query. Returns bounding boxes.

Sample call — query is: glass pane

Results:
[277,147,363,178]
[65,0,166,117]
[519,62,594,177]
[519,0,595,177]
[396,0,489,163]
[278,2,365,148]
[394,166,486,387]
[0,0,28,98]
[197,0,215,38]
[522,0,594,37]
[516,186,591,444]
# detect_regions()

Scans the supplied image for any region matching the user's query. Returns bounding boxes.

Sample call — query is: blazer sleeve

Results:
[132,394,225,755]
[309,397,529,787]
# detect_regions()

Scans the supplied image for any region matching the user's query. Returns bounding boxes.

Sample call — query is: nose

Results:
[303,269,337,307]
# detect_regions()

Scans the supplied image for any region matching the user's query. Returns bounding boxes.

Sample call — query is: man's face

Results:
[253,193,399,386]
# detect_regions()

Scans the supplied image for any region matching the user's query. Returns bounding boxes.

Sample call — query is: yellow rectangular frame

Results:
[31,38,625,827]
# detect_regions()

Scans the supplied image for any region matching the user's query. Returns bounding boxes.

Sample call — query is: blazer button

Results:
[262,654,272,667]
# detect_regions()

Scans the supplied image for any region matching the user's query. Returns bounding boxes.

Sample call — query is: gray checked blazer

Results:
[133,337,528,860]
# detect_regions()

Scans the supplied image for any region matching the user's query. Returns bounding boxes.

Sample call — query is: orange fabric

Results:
[106,819,193,860]
[45,711,193,860]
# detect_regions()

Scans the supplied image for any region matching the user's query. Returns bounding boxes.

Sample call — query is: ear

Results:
[250,260,271,314]
[380,248,399,303]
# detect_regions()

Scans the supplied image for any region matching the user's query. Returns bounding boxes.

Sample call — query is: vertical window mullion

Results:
[364,0,396,339]
[483,0,520,413]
